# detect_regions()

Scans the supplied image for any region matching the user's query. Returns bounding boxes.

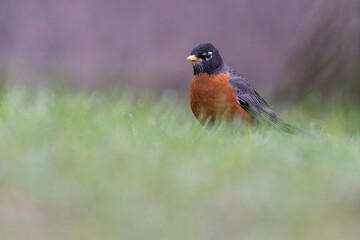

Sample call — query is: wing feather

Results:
[227,66,303,135]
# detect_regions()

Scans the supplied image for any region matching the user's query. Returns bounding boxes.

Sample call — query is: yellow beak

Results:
[187,55,202,62]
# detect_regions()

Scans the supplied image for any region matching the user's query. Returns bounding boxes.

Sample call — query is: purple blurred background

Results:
[0,0,341,95]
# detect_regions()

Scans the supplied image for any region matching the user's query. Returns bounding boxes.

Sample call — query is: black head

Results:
[187,43,224,75]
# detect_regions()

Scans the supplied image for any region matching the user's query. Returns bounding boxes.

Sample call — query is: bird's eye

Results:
[205,52,212,60]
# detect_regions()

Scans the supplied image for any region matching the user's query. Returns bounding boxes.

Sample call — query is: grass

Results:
[0,87,359,240]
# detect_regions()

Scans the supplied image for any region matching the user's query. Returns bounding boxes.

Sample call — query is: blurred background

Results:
[1,0,358,101]
[1,1,360,240]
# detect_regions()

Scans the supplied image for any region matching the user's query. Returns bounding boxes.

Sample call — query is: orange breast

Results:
[190,73,253,123]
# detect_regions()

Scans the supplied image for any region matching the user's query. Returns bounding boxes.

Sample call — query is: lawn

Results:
[0,87,359,240]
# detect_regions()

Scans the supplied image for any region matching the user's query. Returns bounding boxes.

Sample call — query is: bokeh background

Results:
[1,0,358,101]
[1,1,360,240]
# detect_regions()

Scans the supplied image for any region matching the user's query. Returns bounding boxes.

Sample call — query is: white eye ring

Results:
[204,52,212,61]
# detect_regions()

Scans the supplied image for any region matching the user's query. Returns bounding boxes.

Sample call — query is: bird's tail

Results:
[276,118,313,137]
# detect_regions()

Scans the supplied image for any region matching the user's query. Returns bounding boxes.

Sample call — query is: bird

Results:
[187,42,304,135]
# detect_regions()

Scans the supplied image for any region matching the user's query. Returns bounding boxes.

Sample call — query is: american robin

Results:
[187,42,303,135]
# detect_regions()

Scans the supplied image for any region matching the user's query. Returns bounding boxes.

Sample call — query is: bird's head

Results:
[187,43,223,75]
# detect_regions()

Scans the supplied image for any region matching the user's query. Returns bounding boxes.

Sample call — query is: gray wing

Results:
[227,66,301,134]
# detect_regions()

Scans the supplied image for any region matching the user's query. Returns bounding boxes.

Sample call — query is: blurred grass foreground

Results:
[0,87,359,240]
